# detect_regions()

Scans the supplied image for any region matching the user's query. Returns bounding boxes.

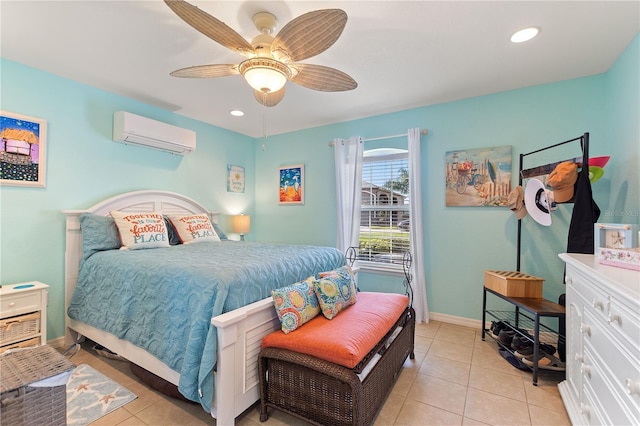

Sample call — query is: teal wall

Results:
[1,33,638,341]
[253,34,639,319]
[0,59,255,340]
[603,34,640,220]
[254,76,609,319]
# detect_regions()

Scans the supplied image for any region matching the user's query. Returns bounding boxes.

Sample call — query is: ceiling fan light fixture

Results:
[510,26,540,43]
[239,58,290,93]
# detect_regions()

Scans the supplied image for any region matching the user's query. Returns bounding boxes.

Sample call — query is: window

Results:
[359,148,410,270]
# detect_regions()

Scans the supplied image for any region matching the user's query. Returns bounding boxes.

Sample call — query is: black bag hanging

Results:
[567,150,600,254]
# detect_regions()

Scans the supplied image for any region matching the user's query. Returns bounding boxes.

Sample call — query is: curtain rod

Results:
[328,128,428,146]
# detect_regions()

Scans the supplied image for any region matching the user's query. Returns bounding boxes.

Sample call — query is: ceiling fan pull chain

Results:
[262,92,268,151]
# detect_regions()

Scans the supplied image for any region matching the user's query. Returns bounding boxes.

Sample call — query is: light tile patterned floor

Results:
[66,320,570,425]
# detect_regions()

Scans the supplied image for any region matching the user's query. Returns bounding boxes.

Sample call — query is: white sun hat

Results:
[524,178,552,226]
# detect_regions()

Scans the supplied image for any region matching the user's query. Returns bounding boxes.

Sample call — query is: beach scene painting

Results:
[1,111,47,187]
[279,164,304,205]
[445,145,512,207]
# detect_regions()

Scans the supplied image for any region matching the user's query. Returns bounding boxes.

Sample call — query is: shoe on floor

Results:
[511,335,532,352]
[498,329,515,346]
[490,321,511,337]
[521,353,566,371]
[515,343,556,358]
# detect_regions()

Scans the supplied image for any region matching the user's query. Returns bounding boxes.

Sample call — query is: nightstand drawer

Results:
[0,292,42,318]
[0,337,40,354]
[0,312,41,346]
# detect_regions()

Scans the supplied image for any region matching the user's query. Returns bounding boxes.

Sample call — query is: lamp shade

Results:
[233,214,251,235]
[238,58,290,93]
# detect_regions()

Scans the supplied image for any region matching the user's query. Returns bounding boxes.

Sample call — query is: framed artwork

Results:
[445,145,512,207]
[227,164,245,193]
[594,223,638,249]
[0,111,47,187]
[279,164,304,205]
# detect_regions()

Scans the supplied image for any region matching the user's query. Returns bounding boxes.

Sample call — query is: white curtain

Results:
[408,128,429,323]
[333,136,363,253]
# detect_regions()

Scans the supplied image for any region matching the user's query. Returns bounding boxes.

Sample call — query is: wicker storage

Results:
[0,344,76,426]
[484,270,544,298]
[259,307,415,426]
[0,312,41,346]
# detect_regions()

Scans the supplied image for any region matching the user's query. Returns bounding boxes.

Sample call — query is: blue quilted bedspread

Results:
[67,241,345,410]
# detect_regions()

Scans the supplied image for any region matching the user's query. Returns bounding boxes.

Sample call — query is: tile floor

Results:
[66,320,570,425]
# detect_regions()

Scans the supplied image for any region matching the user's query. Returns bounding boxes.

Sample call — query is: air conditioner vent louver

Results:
[112,111,196,155]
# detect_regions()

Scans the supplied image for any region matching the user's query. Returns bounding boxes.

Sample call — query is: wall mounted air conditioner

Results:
[112,111,196,155]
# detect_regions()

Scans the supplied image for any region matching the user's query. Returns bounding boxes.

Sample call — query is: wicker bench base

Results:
[259,307,415,426]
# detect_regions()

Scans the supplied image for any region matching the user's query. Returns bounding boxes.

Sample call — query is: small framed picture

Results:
[227,164,245,193]
[1,110,47,187]
[279,164,304,205]
[594,223,639,250]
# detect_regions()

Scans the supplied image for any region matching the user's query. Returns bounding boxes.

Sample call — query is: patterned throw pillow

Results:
[272,277,319,334]
[314,265,357,320]
[167,214,221,244]
[110,211,170,250]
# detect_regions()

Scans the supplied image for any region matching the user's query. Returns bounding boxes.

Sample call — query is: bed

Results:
[63,190,346,425]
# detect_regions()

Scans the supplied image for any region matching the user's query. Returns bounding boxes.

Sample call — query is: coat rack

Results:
[516,132,589,271]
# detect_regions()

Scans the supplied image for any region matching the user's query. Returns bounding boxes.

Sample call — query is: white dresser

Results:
[559,253,640,425]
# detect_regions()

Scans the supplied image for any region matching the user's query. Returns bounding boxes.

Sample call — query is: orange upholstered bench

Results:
[258,292,415,426]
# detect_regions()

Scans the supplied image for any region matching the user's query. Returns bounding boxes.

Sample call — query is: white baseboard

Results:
[429,312,485,329]
[47,336,66,349]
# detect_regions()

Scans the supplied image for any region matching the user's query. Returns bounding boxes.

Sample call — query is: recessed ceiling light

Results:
[511,27,540,43]
[229,110,244,117]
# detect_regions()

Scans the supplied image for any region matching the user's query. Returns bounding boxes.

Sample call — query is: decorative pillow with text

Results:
[110,211,170,250]
[167,214,220,244]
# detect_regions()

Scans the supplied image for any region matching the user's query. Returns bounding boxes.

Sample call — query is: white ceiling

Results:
[1,1,638,138]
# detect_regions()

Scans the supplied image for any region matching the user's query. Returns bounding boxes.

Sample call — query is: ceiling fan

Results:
[164,0,358,107]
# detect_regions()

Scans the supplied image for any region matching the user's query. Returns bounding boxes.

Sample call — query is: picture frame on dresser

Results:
[594,223,639,249]
[594,223,640,271]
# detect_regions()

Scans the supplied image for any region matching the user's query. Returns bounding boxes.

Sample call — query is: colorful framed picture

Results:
[279,164,304,205]
[445,145,512,207]
[227,164,245,193]
[0,111,47,187]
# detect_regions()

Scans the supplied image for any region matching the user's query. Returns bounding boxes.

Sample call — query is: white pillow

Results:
[167,214,220,244]
[110,210,170,250]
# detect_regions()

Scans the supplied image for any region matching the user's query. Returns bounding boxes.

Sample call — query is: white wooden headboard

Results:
[63,190,220,321]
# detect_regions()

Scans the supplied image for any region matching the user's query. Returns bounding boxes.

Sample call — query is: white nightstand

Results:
[0,281,49,353]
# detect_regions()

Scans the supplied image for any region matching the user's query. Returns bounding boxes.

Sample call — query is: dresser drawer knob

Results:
[580,403,591,417]
[580,323,591,337]
[591,299,605,311]
[580,364,592,378]
[608,313,621,325]
[9,302,16,308]
[626,379,640,396]
[574,354,584,362]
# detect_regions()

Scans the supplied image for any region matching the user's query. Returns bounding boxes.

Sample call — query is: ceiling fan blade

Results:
[271,9,347,62]
[164,0,254,56]
[170,64,239,78]
[290,64,357,92]
[254,87,285,107]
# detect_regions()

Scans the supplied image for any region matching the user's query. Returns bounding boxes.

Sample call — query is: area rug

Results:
[67,364,137,425]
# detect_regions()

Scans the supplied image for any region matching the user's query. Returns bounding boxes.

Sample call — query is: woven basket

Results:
[0,312,40,346]
[0,345,76,426]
